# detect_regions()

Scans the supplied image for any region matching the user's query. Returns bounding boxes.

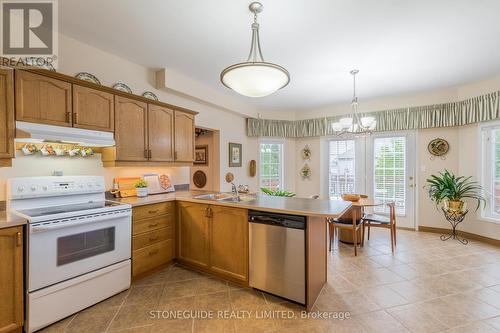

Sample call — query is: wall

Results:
[190,130,220,191]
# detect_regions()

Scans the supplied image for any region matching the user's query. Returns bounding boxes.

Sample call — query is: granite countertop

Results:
[110,190,352,218]
[0,211,27,229]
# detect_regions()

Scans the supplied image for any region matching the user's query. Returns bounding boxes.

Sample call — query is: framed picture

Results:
[194,145,208,165]
[229,142,242,167]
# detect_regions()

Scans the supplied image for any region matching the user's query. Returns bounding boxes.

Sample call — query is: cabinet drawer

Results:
[133,214,172,235]
[132,227,172,250]
[132,240,173,277]
[132,202,174,221]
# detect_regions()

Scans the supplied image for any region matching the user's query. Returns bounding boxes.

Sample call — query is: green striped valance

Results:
[247,91,500,137]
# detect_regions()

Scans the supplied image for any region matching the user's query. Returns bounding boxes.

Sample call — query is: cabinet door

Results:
[174,111,194,162]
[0,226,23,333]
[210,206,248,282]
[15,70,72,127]
[0,68,14,159]
[73,85,114,132]
[115,96,148,161]
[177,202,210,268]
[148,105,174,161]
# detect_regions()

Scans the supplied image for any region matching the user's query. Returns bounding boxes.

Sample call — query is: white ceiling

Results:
[59,0,500,112]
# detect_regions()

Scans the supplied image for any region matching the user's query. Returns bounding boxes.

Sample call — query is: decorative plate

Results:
[142,91,159,101]
[301,145,311,160]
[75,72,101,85]
[301,164,311,179]
[428,138,449,157]
[112,83,132,94]
[193,170,207,188]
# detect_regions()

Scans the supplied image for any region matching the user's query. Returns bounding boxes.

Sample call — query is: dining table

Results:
[337,198,384,244]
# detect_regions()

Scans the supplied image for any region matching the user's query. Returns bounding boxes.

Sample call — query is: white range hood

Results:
[15,121,115,147]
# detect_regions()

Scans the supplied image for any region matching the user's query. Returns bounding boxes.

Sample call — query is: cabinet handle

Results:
[148,209,159,214]
[148,249,159,256]
[149,236,159,242]
[204,207,209,218]
[66,111,72,123]
[148,149,152,159]
[73,113,78,123]
[174,151,178,160]
[148,222,159,228]
[16,232,21,247]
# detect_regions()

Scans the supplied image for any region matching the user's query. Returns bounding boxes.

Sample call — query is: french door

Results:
[366,132,416,229]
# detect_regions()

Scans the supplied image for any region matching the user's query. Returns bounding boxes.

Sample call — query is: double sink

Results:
[193,192,256,203]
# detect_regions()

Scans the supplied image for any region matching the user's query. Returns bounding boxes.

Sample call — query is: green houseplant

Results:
[426,169,485,211]
[260,188,296,197]
[134,179,148,197]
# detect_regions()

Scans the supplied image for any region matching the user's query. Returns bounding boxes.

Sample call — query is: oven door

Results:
[28,209,131,292]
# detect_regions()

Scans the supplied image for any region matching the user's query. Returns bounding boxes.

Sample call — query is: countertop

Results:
[0,211,27,229]
[110,191,352,218]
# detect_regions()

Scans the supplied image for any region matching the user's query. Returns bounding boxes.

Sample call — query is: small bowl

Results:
[341,193,361,202]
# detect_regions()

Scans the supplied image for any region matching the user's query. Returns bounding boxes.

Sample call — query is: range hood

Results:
[15,121,115,147]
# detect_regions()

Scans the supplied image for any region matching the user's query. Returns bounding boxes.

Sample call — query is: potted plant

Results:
[261,188,296,197]
[134,179,148,197]
[426,169,485,212]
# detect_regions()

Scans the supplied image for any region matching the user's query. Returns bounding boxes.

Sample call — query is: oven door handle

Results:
[30,210,131,233]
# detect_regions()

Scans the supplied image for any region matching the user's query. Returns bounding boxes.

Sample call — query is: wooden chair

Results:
[327,209,365,256]
[362,202,396,253]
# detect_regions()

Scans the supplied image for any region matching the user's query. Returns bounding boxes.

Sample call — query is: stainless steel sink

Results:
[193,193,256,203]
[218,195,256,203]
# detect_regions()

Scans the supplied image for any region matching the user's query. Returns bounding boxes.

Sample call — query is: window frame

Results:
[480,121,500,223]
[327,138,358,199]
[259,138,285,191]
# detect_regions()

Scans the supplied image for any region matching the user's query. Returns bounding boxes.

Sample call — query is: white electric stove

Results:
[7,176,132,333]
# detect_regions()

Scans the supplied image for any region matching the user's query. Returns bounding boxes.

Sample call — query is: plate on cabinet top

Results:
[75,72,101,85]
[142,91,159,101]
[112,82,132,94]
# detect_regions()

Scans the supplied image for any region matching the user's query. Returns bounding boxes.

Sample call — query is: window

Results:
[260,140,284,190]
[328,140,356,198]
[481,124,500,221]
[373,136,406,215]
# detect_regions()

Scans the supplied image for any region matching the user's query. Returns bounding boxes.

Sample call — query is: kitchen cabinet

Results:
[177,202,210,268]
[0,226,23,333]
[0,68,14,166]
[15,70,72,127]
[114,96,148,161]
[72,85,114,132]
[209,205,248,282]
[148,105,174,161]
[174,111,195,162]
[177,202,249,283]
[132,202,175,278]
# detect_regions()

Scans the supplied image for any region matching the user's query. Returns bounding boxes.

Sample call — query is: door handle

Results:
[148,209,159,214]
[16,232,21,247]
[148,222,159,228]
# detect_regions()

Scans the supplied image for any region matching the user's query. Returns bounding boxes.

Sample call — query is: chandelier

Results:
[331,70,376,136]
[220,2,290,98]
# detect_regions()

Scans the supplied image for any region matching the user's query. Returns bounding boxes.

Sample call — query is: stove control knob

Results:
[17,186,25,192]
[87,183,93,188]
[79,184,84,188]
[42,185,48,191]
[31,186,37,191]
[95,183,101,188]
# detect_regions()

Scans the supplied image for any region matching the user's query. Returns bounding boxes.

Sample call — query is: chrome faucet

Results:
[231,182,240,200]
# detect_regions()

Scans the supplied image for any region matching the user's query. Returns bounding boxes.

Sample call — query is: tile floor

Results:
[40,229,500,333]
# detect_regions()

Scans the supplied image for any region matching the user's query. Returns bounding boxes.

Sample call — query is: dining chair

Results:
[327,209,365,256]
[362,202,396,253]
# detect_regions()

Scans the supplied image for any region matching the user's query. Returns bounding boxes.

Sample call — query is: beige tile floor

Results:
[40,229,500,333]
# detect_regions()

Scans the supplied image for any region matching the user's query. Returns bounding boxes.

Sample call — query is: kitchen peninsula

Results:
[113,191,352,310]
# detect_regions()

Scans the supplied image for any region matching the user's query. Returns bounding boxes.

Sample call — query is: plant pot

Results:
[136,187,148,197]
[445,199,465,212]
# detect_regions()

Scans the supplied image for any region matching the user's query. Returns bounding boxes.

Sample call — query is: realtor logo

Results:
[1,0,58,68]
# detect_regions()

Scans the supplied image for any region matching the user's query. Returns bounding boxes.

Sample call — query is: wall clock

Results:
[428,138,449,159]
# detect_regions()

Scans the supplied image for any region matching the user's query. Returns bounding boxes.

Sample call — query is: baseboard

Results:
[418,226,500,247]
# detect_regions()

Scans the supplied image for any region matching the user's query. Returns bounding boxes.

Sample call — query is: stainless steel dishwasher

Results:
[249,210,306,304]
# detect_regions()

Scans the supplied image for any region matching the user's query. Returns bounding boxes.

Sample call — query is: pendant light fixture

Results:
[331,69,376,136]
[220,2,290,98]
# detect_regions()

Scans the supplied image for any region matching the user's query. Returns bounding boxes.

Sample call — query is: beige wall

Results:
[190,130,220,191]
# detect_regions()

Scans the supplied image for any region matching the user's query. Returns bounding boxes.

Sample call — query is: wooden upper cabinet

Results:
[174,111,194,162]
[15,70,72,127]
[0,68,14,160]
[148,105,174,161]
[0,226,23,333]
[210,206,248,282]
[177,202,210,268]
[73,85,114,132]
[115,96,148,161]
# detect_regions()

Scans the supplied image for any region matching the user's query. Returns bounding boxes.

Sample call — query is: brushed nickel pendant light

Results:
[220,2,290,98]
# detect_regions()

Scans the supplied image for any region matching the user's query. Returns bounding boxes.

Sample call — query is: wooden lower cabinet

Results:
[177,202,210,268]
[177,202,249,283]
[132,203,175,279]
[0,226,23,333]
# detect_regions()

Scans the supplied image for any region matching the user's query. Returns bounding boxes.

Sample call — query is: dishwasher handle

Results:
[249,214,306,230]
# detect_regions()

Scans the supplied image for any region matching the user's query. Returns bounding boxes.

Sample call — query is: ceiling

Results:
[59,0,500,112]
